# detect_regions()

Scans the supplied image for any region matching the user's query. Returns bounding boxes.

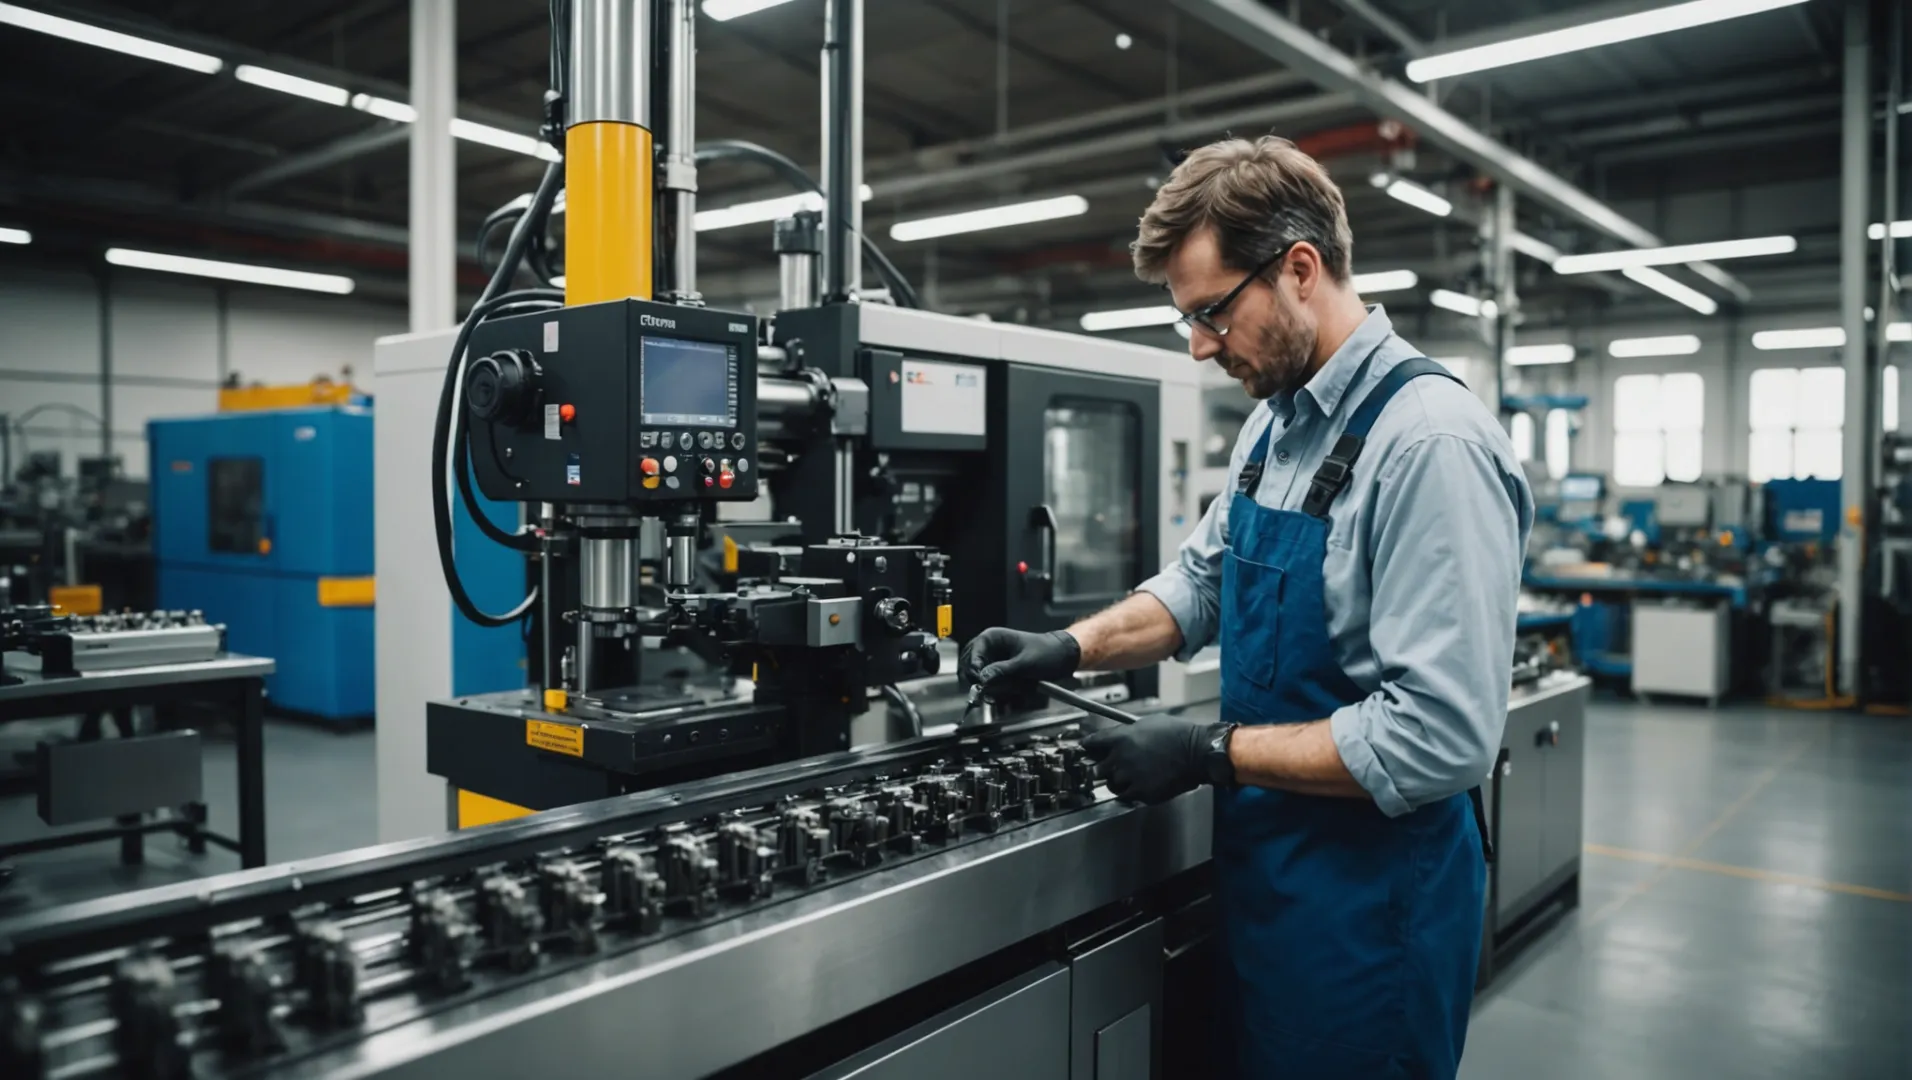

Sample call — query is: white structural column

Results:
[1837,0,1871,694]
[409,0,456,333]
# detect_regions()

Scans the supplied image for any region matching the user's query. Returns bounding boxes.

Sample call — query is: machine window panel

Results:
[207,456,265,555]
[1544,409,1572,480]
[1509,412,1534,461]
[1043,399,1140,604]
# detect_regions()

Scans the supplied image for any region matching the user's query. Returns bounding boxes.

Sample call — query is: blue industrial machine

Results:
[149,407,374,723]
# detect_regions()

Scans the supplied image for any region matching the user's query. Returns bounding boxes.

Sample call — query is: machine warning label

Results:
[545,403,562,440]
[544,320,560,352]
[937,604,953,639]
[525,720,584,757]
[566,452,581,486]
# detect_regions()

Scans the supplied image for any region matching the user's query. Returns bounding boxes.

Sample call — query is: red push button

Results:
[703,476,715,488]
[559,403,576,422]
[719,471,735,490]
[640,457,660,476]
[1017,560,1029,574]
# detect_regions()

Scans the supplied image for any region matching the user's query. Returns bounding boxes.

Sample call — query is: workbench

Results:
[0,655,275,869]
[1524,568,1751,690]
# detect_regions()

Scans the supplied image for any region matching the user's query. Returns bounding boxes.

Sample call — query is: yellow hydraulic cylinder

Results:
[565,120,653,305]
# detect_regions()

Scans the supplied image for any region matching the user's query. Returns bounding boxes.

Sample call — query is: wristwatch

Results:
[1204,723,1239,788]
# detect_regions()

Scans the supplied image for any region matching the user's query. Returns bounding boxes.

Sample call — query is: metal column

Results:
[409,0,456,333]
[1486,182,1516,416]
[822,0,864,301]
[664,0,699,302]
[1838,0,1874,695]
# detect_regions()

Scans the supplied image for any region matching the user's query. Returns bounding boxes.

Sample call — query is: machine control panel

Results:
[465,298,760,505]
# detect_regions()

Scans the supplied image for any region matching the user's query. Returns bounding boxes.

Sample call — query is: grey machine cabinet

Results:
[810,918,1166,1080]
[1479,674,1590,985]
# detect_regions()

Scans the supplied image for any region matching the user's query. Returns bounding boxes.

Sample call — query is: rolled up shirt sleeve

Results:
[1136,486,1228,662]
[1330,434,1524,818]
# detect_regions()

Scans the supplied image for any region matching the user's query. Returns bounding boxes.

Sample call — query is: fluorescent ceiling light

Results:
[1553,234,1796,274]
[0,2,222,74]
[0,227,29,245]
[351,93,416,123]
[234,64,349,106]
[1404,0,1810,83]
[1511,232,1563,263]
[1507,344,1576,366]
[1608,334,1702,358]
[694,185,874,232]
[1381,178,1452,218]
[105,248,355,295]
[1079,306,1180,332]
[451,118,561,161]
[702,0,798,19]
[890,195,1089,242]
[1752,327,1844,350]
[1622,266,1719,315]
[1871,220,1912,240]
[1429,288,1497,319]
[1351,269,1418,294]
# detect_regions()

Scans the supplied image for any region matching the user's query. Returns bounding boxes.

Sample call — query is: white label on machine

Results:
[544,403,561,440]
[1782,509,1823,534]
[544,320,560,352]
[899,359,986,437]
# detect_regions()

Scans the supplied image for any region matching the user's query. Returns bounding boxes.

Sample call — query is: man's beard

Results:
[1219,308,1316,400]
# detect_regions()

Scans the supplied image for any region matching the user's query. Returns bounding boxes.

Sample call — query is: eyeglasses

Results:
[1175,245,1290,338]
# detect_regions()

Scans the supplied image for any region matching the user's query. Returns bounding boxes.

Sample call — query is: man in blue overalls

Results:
[963,136,1533,1078]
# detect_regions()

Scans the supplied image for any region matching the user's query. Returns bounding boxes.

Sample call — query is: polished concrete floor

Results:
[1463,701,1912,1080]
[1,701,1906,1077]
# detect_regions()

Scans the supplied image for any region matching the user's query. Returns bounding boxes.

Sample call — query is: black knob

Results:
[915,639,942,676]
[466,349,540,426]
[874,596,912,633]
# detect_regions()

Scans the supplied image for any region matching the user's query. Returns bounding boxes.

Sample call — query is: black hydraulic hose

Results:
[694,139,922,309]
[431,159,565,627]
[879,683,923,737]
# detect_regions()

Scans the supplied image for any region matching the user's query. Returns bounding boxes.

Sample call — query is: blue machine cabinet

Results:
[149,407,374,723]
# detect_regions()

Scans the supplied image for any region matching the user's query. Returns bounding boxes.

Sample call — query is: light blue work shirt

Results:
[1140,305,1533,817]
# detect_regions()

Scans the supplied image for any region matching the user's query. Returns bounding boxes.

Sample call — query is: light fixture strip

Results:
[0,2,223,73]
[1552,235,1796,274]
[104,248,356,295]
[890,196,1089,243]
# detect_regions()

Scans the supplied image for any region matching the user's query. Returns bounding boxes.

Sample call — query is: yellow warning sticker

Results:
[936,604,953,639]
[525,719,584,757]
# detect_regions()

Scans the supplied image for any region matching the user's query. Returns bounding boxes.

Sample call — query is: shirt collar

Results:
[1297,304,1394,419]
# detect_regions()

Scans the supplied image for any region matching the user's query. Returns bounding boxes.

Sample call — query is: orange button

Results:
[719,473,734,489]
[559,403,576,422]
[643,476,661,490]
[640,457,660,476]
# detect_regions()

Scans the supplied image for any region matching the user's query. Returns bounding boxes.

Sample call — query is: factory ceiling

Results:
[0,0,1855,329]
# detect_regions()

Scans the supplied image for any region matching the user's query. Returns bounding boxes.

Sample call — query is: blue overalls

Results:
[1215,356,1488,1078]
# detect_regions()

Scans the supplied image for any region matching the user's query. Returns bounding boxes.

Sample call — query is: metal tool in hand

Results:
[964,680,1139,726]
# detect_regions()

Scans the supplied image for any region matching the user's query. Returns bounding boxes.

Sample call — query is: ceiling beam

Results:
[226,125,410,197]
[1170,0,1752,302]
[1324,0,1426,57]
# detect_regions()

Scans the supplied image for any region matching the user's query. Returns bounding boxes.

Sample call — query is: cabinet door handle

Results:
[1023,504,1058,603]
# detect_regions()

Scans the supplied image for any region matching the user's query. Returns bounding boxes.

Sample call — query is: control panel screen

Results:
[640,337,737,427]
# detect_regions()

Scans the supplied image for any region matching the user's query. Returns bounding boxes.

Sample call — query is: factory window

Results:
[1886,365,1900,434]
[1544,409,1572,480]
[1612,372,1703,487]
[1749,367,1844,482]
[1509,412,1535,462]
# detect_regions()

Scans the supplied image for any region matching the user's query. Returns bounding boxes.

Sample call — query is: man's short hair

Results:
[1131,136,1354,285]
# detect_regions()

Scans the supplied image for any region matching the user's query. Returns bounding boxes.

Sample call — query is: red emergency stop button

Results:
[719,471,735,489]
[1018,560,1028,574]
[559,403,576,422]
[640,457,660,476]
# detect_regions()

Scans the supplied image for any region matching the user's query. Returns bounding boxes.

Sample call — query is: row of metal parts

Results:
[0,738,1101,1079]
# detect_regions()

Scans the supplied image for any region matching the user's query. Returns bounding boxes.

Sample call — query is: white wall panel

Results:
[109,277,220,382]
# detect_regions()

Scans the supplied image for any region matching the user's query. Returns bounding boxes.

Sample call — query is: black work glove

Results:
[1081,716,1229,805]
[960,628,1081,695]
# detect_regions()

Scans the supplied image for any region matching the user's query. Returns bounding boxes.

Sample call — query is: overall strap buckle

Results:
[1302,434,1364,518]
[1236,461,1265,496]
